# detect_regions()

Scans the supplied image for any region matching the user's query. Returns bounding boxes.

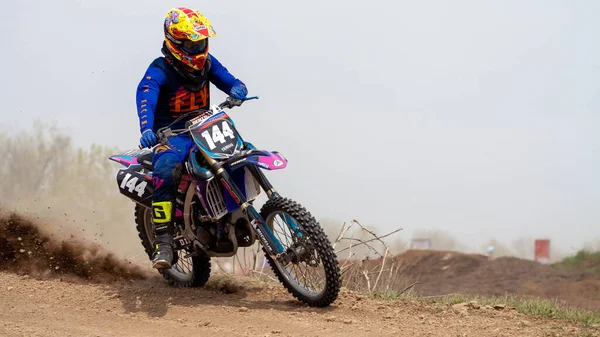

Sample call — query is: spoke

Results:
[274,228,292,247]
[274,217,294,244]
[290,265,302,286]
[173,249,193,274]
[272,214,297,250]
[179,254,190,272]
[299,264,320,291]
[294,264,310,290]
[268,211,327,295]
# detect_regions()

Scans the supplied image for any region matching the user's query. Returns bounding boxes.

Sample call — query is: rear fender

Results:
[115,167,153,207]
[108,148,152,168]
[109,155,139,168]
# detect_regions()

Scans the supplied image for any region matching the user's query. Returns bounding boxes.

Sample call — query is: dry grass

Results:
[372,289,600,327]
[561,249,600,273]
[427,293,599,327]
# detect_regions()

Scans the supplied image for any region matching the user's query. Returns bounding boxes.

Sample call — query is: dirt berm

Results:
[369,249,600,310]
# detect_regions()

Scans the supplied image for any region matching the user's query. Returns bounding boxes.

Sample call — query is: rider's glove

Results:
[230,84,248,100]
[140,129,158,148]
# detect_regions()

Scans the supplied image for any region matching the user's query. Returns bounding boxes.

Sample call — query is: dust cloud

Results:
[0,121,148,265]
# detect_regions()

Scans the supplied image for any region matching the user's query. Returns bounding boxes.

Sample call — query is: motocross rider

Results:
[136,6,249,269]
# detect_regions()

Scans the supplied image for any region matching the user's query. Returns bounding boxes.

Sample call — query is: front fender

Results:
[226,150,288,171]
[255,151,288,170]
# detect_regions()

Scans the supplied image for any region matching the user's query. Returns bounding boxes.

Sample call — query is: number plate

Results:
[116,168,153,206]
[190,113,242,158]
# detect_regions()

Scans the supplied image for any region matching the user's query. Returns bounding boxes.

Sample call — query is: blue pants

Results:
[152,133,195,202]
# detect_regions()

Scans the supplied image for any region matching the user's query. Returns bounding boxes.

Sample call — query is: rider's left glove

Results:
[140,129,158,148]
[230,84,248,100]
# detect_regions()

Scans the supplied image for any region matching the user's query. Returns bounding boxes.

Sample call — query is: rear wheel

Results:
[134,204,211,287]
[259,197,340,307]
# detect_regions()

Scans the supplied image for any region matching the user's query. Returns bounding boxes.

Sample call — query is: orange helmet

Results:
[163,7,217,71]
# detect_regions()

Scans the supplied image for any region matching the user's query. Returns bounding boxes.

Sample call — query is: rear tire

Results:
[134,204,211,287]
[259,197,340,307]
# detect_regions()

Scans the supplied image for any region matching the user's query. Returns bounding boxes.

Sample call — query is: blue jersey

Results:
[135,54,244,133]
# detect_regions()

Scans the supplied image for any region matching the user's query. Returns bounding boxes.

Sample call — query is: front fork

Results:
[246,165,301,236]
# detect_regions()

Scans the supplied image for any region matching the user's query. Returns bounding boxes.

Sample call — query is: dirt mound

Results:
[389,249,600,310]
[392,249,489,279]
[0,211,148,283]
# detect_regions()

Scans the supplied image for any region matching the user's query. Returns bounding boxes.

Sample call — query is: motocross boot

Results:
[151,201,175,269]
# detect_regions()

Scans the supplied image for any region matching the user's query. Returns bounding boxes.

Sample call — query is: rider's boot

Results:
[151,200,175,269]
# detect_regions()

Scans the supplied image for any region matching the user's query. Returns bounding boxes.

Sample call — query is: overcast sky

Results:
[1,0,598,254]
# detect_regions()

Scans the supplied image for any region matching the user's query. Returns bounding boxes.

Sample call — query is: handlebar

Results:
[138,95,258,150]
[219,95,259,109]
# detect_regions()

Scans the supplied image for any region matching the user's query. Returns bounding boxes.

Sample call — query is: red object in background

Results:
[535,239,550,263]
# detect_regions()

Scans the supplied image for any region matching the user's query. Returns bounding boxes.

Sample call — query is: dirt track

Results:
[1,212,599,336]
[2,271,598,337]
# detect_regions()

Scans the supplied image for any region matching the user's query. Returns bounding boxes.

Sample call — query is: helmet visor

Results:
[181,39,208,55]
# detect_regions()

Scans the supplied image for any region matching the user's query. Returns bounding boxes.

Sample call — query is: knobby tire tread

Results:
[260,197,341,307]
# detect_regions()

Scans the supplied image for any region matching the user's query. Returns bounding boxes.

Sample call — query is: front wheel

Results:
[259,197,341,307]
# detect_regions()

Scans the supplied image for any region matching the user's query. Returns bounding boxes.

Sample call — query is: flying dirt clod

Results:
[0,211,148,283]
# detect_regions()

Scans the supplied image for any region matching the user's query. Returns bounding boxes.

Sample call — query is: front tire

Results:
[134,204,211,287]
[259,197,341,307]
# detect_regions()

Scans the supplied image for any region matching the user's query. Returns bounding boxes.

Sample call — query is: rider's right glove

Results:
[140,129,158,148]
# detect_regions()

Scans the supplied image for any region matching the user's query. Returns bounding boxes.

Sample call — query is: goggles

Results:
[181,39,208,55]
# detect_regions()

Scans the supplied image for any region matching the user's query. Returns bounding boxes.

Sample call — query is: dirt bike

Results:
[108,96,341,307]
